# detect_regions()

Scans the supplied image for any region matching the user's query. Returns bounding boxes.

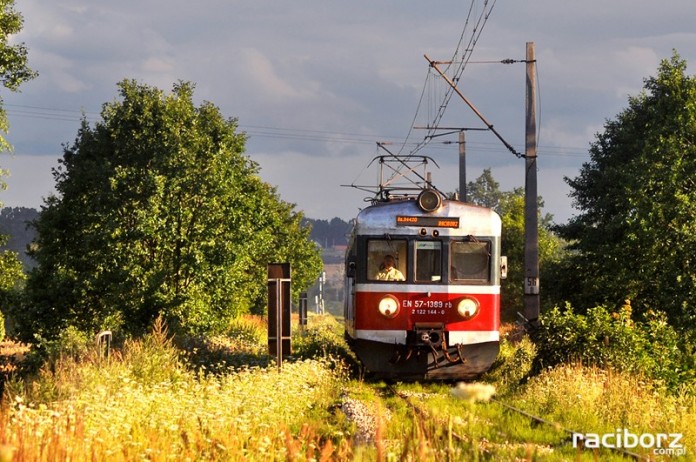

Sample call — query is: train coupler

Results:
[413,323,444,347]
[413,323,448,368]
[440,337,466,364]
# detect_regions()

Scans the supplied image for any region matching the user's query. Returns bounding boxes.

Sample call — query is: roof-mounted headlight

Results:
[417,190,442,212]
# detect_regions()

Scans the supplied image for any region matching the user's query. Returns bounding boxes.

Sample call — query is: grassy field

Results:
[0,315,693,461]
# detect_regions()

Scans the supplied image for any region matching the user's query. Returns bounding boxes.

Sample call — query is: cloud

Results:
[28,49,90,93]
[141,57,175,74]
[252,150,374,220]
[239,48,314,102]
[4,0,696,223]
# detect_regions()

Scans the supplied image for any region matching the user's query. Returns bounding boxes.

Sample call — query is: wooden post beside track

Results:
[267,263,291,369]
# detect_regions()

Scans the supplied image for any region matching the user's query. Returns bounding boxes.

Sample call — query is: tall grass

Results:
[511,363,696,458]
[0,318,352,461]
[1,314,694,461]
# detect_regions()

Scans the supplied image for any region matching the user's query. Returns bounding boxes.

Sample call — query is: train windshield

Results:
[415,241,442,282]
[367,239,407,282]
[450,240,491,283]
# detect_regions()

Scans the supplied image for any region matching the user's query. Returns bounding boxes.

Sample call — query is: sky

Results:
[1,1,695,223]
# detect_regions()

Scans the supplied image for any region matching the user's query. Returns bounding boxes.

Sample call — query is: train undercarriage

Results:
[348,330,500,380]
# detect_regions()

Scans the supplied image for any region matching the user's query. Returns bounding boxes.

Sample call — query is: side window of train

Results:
[415,241,442,282]
[367,239,407,282]
[450,240,491,282]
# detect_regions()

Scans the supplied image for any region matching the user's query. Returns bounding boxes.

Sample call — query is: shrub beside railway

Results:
[532,302,694,391]
[0,312,694,460]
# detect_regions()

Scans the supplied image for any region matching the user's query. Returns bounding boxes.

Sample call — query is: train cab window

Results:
[367,239,407,282]
[415,241,442,282]
[450,240,491,282]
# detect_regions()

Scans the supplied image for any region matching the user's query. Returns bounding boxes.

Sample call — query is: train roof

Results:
[353,198,501,237]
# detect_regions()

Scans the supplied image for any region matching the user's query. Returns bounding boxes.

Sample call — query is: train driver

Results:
[375,255,405,281]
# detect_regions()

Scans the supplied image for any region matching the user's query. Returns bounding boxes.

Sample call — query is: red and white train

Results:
[344,187,505,380]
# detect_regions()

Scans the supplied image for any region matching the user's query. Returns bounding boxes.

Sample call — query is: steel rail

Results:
[385,383,649,461]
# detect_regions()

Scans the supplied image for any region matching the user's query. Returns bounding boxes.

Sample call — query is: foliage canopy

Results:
[465,169,563,320]
[533,302,693,390]
[0,0,37,151]
[19,80,322,340]
[0,0,36,327]
[555,52,696,330]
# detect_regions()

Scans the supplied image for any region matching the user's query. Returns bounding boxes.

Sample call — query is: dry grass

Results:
[513,363,696,458]
[0,325,352,461]
[0,341,30,374]
[0,318,694,461]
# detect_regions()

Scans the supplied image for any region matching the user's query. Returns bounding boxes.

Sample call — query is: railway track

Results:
[488,397,648,461]
[350,382,652,461]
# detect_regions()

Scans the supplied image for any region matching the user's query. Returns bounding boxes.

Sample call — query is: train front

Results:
[344,190,504,380]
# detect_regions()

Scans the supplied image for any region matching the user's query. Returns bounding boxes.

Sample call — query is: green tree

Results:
[0,0,37,151]
[465,169,562,321]
[465,168,504,209]
[305,216,349,248]
[555,52,696,329]
[19,80,322,340]
[0,232,23,334]
[0,0,37,332]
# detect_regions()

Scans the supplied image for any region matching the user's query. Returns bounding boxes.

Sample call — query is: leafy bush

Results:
[292,315,360,374]
[227,315,266,346]
[482,325,536,394]
[15,325,93,379]
[175,315,271,374]
[123,316,187,385]
[178,336,271,374]
[532,301,694,390]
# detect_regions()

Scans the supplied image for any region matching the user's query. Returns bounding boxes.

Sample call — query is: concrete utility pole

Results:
[459,130,467,202]
[523,42,540,326]
[424,46,540,326]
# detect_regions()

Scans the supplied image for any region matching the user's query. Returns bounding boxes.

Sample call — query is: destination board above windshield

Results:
[395,216,460,228]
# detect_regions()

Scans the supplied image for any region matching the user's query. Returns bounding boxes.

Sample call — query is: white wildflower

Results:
[450,382,496,403]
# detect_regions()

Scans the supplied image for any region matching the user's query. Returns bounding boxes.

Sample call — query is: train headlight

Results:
[417,189,442,212]
[378,295,400,319]
[457,297,480,319]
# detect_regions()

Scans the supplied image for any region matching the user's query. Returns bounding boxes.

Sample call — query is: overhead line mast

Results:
[423,43,540,329]
[524,42,540,327]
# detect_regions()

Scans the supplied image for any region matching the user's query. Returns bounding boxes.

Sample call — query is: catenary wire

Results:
[5,102,586,158]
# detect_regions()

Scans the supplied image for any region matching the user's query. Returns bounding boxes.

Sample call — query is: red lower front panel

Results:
[354,289,499,332]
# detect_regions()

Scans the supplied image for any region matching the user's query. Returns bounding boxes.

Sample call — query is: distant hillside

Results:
[1,211,351,270]
[0,207,38,269]
[303,217,351,248]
